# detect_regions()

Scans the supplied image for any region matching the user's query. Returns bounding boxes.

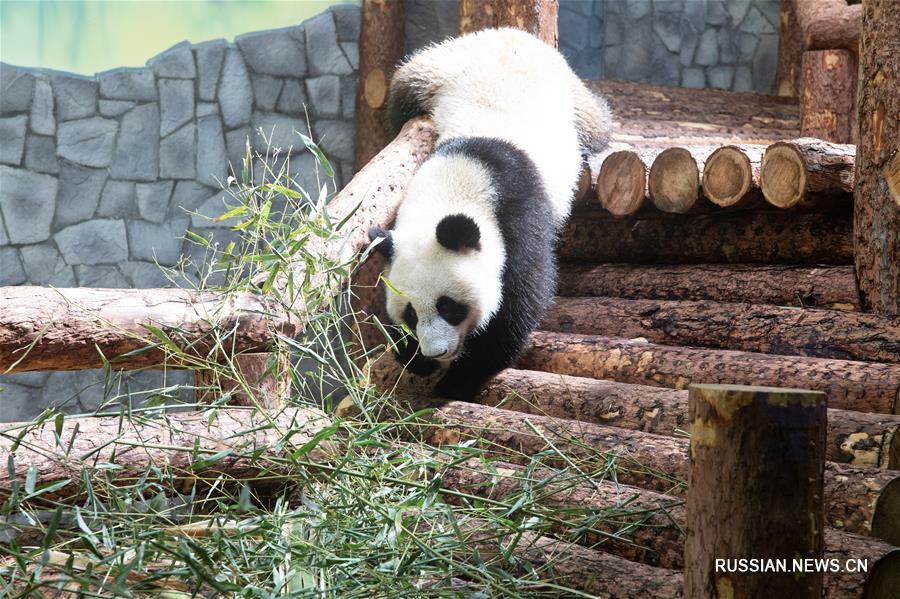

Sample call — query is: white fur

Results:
[395,27,585,225]
[384,29,591,358]
[384,154,505,361]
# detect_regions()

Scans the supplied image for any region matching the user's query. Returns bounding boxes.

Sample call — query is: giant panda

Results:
[368,27,612,401]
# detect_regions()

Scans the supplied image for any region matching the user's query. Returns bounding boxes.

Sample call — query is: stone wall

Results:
[406,0,780,93]
[0,4,361,422]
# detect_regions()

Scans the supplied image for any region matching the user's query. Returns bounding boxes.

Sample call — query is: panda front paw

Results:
[434,375,480,401]
[393,348,440,376]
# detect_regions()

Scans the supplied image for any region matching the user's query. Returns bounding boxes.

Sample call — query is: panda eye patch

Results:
[402,302,418,329]
[436,296,468,326]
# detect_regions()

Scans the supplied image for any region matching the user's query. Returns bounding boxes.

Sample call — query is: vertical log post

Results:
[854,0,900,314]
[355,0,406,169]
[685,384,827,599]
[459,0,558,47]
[196,352,290,411]
[800,49,858,143]
[775,0,804,97]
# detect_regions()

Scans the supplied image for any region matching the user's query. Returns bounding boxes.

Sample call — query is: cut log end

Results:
[597,150,646,216]
[872,477,900,546]
[363,68,388,109]
[648,147,699,213]
[866,549,900,599]
[702,146,752,206]
[575,163,593,204]
[760,142,808,208]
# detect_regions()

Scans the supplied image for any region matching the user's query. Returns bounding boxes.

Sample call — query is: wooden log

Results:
[854,0,900,314]
[0,287,299,373]
[339,117,438,353]
[648,148,699,213]
[574,162,593,206]
[584,80,800,144]
[596,151,646,216]
[398,398,900,541]
[759,139,856,208]
[466,525,684,599]
[519,331,900,415]
[776,0,804,97]
[375,362,900,469]
[685,384,826,598]
[354,0,406,169]
[800,50,858,143]
[824,528,900,599]
[559,209,853,265]
[441,461,900,598]
[0,406,329,501]
[542,296,900,364]
[195,351,290,410]
[441,459,686,569]
[791,0,862,52]
[557,264,861,310]
[700,145,765,207]
[459,0,558,47]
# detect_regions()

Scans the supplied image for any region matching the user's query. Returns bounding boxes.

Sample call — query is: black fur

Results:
[404,137,557,401]
[436,214,481,252]
[368,227,394,259]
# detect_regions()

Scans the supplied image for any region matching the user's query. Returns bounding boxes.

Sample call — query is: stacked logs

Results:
[588,137,854,216]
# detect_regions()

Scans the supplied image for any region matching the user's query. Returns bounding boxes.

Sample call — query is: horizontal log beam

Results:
[557,263,861,310]
[440,460,900,598]
[760,139,856,208]
[370,393,900,543]
[559,208,853,265]
[0,406,329,501]
[0,287,299,373]
[541,297,900,363]
[371,362,900,469]
[520,332,900,415]
[587,79,800,144]
[791,0,862,52]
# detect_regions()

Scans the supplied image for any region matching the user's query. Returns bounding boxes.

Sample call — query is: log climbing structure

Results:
[1,0,899,597]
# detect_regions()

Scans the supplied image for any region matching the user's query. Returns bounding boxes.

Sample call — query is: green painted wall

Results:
[0,0,355,75]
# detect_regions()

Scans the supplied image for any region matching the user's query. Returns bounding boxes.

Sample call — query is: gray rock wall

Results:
[405,0,780,93]
[0,4,361,422]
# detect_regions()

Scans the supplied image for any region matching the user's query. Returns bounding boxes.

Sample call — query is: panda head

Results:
[369,210,504,363]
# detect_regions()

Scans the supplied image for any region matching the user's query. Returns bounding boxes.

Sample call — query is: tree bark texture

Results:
[559,209,853,265]
[854,0,900,314]
[519,331,900,415]
[790,0,862,52]
[585,80,800,145]
[541,297,900,364]
[776,0,804,97]
[557,263,861,310]
[0,406,329,502]
[760,139,856,208]
[442,459,900,599]
[440,459,687,569]
[383,396,900,541]
[800,50,858,143]
[0,287,298,373]
[684,384,826,599]
[372,361,900,469]
[354,0,406,169]
[459,0,558,46]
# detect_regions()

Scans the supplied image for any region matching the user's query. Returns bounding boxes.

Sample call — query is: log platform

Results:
[5,74,892,598]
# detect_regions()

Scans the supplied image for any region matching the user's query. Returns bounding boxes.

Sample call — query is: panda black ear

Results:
[368,227,394,259]
[436,214,481,252]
